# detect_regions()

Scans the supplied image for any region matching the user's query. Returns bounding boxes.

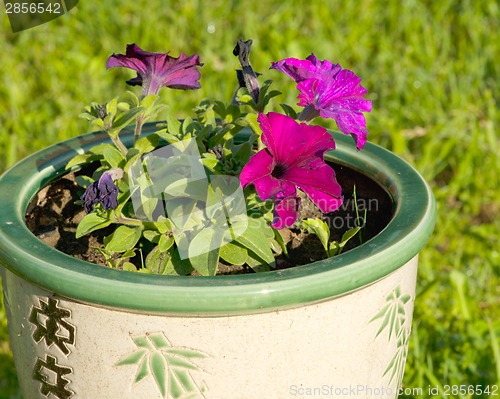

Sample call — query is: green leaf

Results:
[122,262,137,272]
[280,103,298,119]
[76,212,112,238]
[338,227,361,254]
[158,234,174,252]
[105,225,142,252]
[124,91,140,108]
[273,229,288,256]
[140,93,159,108]
[110,107,144,135]
[144,246,171,274]
[189,245,219,276]
[328,241,340,256]
[106,97,118,119]
[135,133,160,154]
[219,241,248,265]
[74,175,94,188]
[301,218,330,253]
[87,143,120,156]
[234,219,274,265]
[200,157,221,173]
[65,153,100,170]
[163,249,193,276]
[103,145,125,168]
[143,229,161,243]
[166,115,181,135]
[246,250,271,272]
[155,216,173,234]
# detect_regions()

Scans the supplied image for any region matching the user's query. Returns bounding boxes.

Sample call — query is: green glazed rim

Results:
[0,127,436,315]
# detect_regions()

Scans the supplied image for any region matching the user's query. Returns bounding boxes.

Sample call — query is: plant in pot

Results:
[0,39,435,399]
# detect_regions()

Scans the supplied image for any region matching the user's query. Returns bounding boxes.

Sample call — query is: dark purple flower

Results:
[106,43,202,96]
[240,112,343,229]
[271,54,371,150]
[233,39,260,104]
[81,169,123,213]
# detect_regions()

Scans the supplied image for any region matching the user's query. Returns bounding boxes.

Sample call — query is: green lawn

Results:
[1,1,498,398]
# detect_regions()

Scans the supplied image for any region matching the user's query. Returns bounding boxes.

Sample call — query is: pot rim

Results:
[0,126,436,315]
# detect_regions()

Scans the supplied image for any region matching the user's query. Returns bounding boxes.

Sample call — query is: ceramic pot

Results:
[0,129,436,399]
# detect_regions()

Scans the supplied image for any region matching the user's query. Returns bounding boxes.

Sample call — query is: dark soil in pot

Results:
[25,163,393,274]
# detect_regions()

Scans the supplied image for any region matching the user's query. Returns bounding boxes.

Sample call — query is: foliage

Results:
[0,1,498,398]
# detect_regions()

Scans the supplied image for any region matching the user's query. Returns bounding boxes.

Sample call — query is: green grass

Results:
[0,0,498,398]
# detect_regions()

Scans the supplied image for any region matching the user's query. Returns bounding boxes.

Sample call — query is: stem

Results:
[113,216,144,227]
[134,115,145,143]
[112,215,156,230]
[110,135,128,156]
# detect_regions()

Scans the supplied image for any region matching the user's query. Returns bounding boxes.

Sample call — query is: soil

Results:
[25,163,393,275]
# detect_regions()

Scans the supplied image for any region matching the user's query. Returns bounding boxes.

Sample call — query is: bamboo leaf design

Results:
[149,332,171,349]
[117,332,210,399]
[135,356,150,383]
[370,285,413,389]
[166,348,209,359]
[150,351,169,397]
[116,349,147,366]
[165,353,206,371]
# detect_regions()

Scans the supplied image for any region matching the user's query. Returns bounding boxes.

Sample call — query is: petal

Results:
[80,182,99,214]
[106,43,149,76]
[326,110,369,150]
[240,149,274,188]
[270,57,316,82]
[271,195,301,229]
[98,174,119,210]
[156,53,202,90]
[296,122,336,160]
[240,149,296,200]
[317,69,372,113]
[258,113,313,166]
[284,160,343,213]
[106,44,202,95]
[300,186,343,213]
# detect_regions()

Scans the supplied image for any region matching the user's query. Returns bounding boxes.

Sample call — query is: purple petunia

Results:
[271,54,371,150]
[81,169,123,214]
[240,112,343,229]
[106,44,202,96]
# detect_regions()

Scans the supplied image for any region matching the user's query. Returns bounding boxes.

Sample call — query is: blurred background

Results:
[0,1,498,397]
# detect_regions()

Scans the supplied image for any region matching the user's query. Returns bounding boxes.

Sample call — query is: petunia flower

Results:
[271,54,371,150]
[106,43,202,96]
[81,168,124,213]
[240,112,343,229]
[233,39,260,104]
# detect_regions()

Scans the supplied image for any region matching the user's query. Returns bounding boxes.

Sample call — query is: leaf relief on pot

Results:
[116,332,210,398]
[369,285,413,389]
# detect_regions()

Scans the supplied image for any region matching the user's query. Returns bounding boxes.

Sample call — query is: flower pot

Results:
[0,129,436,399]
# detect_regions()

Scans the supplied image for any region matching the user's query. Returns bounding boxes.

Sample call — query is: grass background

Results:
[0,0,498,397]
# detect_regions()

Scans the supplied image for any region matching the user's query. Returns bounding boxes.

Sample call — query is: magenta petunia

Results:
[106,43,202,96]
[271,54,371,150]
[240,112,343,229]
